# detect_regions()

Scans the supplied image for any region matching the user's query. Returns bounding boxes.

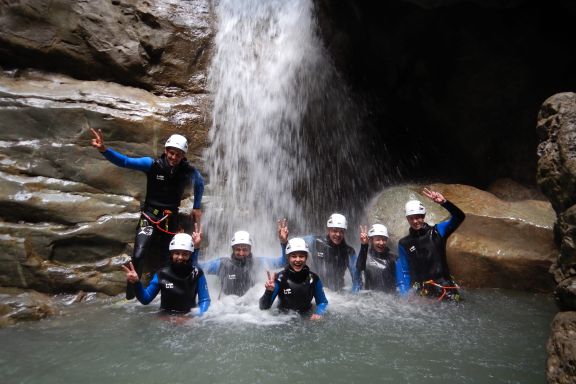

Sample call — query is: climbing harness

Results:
[141,209,176,236]
[414,279,461,302]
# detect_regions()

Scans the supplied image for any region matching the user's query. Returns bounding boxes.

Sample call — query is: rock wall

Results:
[536,93,576,383]
[0,0,214,303]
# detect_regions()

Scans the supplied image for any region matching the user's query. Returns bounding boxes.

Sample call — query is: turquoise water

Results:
[0,285,555,384]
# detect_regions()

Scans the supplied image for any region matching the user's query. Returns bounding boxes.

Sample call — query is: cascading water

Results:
[203,0,370,257]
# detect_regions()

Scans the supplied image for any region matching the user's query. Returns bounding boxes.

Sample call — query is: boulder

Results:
[0,287,57,327]
[547,311,576,384]
[368,183,556,291]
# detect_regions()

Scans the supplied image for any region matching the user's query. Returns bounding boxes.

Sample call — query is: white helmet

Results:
[368,224,389,238]
[327,213,348,229]
[230,231,253,247]
[165,134,188,153]
[286,237,309,256]
[405,200,426,216]
[169,233,194,253]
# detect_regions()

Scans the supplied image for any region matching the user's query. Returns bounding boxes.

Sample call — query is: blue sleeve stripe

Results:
[314,279,328,315]
[102,148,153,172]
[396,246,411,295]
[137,274,160,304]
[192,169,205,209]
[197,274,211,315]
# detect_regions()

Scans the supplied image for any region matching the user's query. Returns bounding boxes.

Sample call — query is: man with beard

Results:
[123,233,210,314]
[91,129,204,300]
[397,188,466,301]
[198,230,285,297]
[259,237,328,320]
[278,214,361,293]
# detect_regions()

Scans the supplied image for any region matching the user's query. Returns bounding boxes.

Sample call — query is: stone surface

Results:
[0,287,57,327]
[547,311,576,384]
[0,0,213,96]
[368,183,556,291]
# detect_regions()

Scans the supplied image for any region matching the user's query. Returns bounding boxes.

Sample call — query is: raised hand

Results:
[422,187,446,204]
[277,218,289,244]
[192,223,202,248]
[265,270,277,291]
[122,262,139,283]
[359,225,368,245]
[310,314,323,321]
[90,128,106,153]
[191,208,202,226]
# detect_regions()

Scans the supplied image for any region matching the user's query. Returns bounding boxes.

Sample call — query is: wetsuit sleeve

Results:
[134,273,161,304]
[313,279,328,315]
[436,200,466,238]
[356,243,369,271]
[259,282,279,310]
[101,148,153,172]
[395,245,412,295]
[191,169,204,209]
[191,249,200,266]
[348,251,362,293]
[198,258,221,275]
[196,274,211,315]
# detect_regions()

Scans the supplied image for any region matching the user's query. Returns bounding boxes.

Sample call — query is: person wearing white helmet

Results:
[259,237,328,320]
[91,129,204,300]
[278,214,361,293]
[396,188,466,301]
[356,223,398,292]
[197,228,285,297]
[122,233,210,314]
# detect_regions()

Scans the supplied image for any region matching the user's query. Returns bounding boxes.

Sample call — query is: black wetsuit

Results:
[356,244,397,292]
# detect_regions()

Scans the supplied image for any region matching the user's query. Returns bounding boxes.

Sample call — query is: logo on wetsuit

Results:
[138,226,154,236]
[409,246,416,252]
[228,274,237,280]
[317,252,324,258]
[165,283,174,288]
[156,175,165,181]
[283,288,292,295]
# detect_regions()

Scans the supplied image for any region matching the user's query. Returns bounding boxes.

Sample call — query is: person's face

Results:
[370,235,388,253]
[171,250,191,264]
[406,214,425,231]
[328,228,345,245]
[165,147,185,167]
[232,244,251,260]
[288,252,307,272]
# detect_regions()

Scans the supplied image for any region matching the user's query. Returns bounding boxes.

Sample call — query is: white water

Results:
[203,0,364,257]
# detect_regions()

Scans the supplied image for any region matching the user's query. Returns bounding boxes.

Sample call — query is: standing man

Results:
[91,128,204,299]
[396,188,466,301]
[279,214,361,293]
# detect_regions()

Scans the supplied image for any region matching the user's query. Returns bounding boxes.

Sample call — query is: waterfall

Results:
[203,0,367,257]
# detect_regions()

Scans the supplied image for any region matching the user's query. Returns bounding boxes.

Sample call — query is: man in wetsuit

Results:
[123,233,210,314]
[279,214,361,293]
[198,230,285,297]
[259,237,328,320]
[396,188,466,301]
[91,129,204,299]
[356,224,398,293]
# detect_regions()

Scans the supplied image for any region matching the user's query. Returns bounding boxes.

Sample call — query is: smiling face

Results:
[171,250,192,264]
[328,228,345,245]
[165,147,185,167]
[232,244,251,260]
[288,252,307,272]
[406,214,425,231]
[370,235,388,253]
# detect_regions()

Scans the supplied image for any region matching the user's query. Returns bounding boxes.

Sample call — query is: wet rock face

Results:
[547,311,576,384]
[0,0,213,96]
[368,183,556,292]
[0,0,213,299]
[0,288,57,327]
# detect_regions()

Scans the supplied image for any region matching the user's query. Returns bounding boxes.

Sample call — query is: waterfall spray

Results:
[203,0,368,257]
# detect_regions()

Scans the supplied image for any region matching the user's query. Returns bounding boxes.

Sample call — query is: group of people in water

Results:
[91,129,466,319]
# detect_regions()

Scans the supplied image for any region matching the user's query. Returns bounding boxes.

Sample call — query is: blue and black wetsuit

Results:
[199,251,284,297]
[132,254,210,314]
[301,236,361,293]
[356,244,398,293]
[259,265,328,316]
[100,148,204,297]
[396,200,465,299]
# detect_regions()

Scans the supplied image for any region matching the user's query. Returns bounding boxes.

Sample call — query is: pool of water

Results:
[0,283,555,384]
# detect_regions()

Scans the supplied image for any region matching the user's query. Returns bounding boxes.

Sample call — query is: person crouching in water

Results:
[356,224,399,293]
[259,238,328,320]
[122,233,210,314]
[396,188,465,302]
